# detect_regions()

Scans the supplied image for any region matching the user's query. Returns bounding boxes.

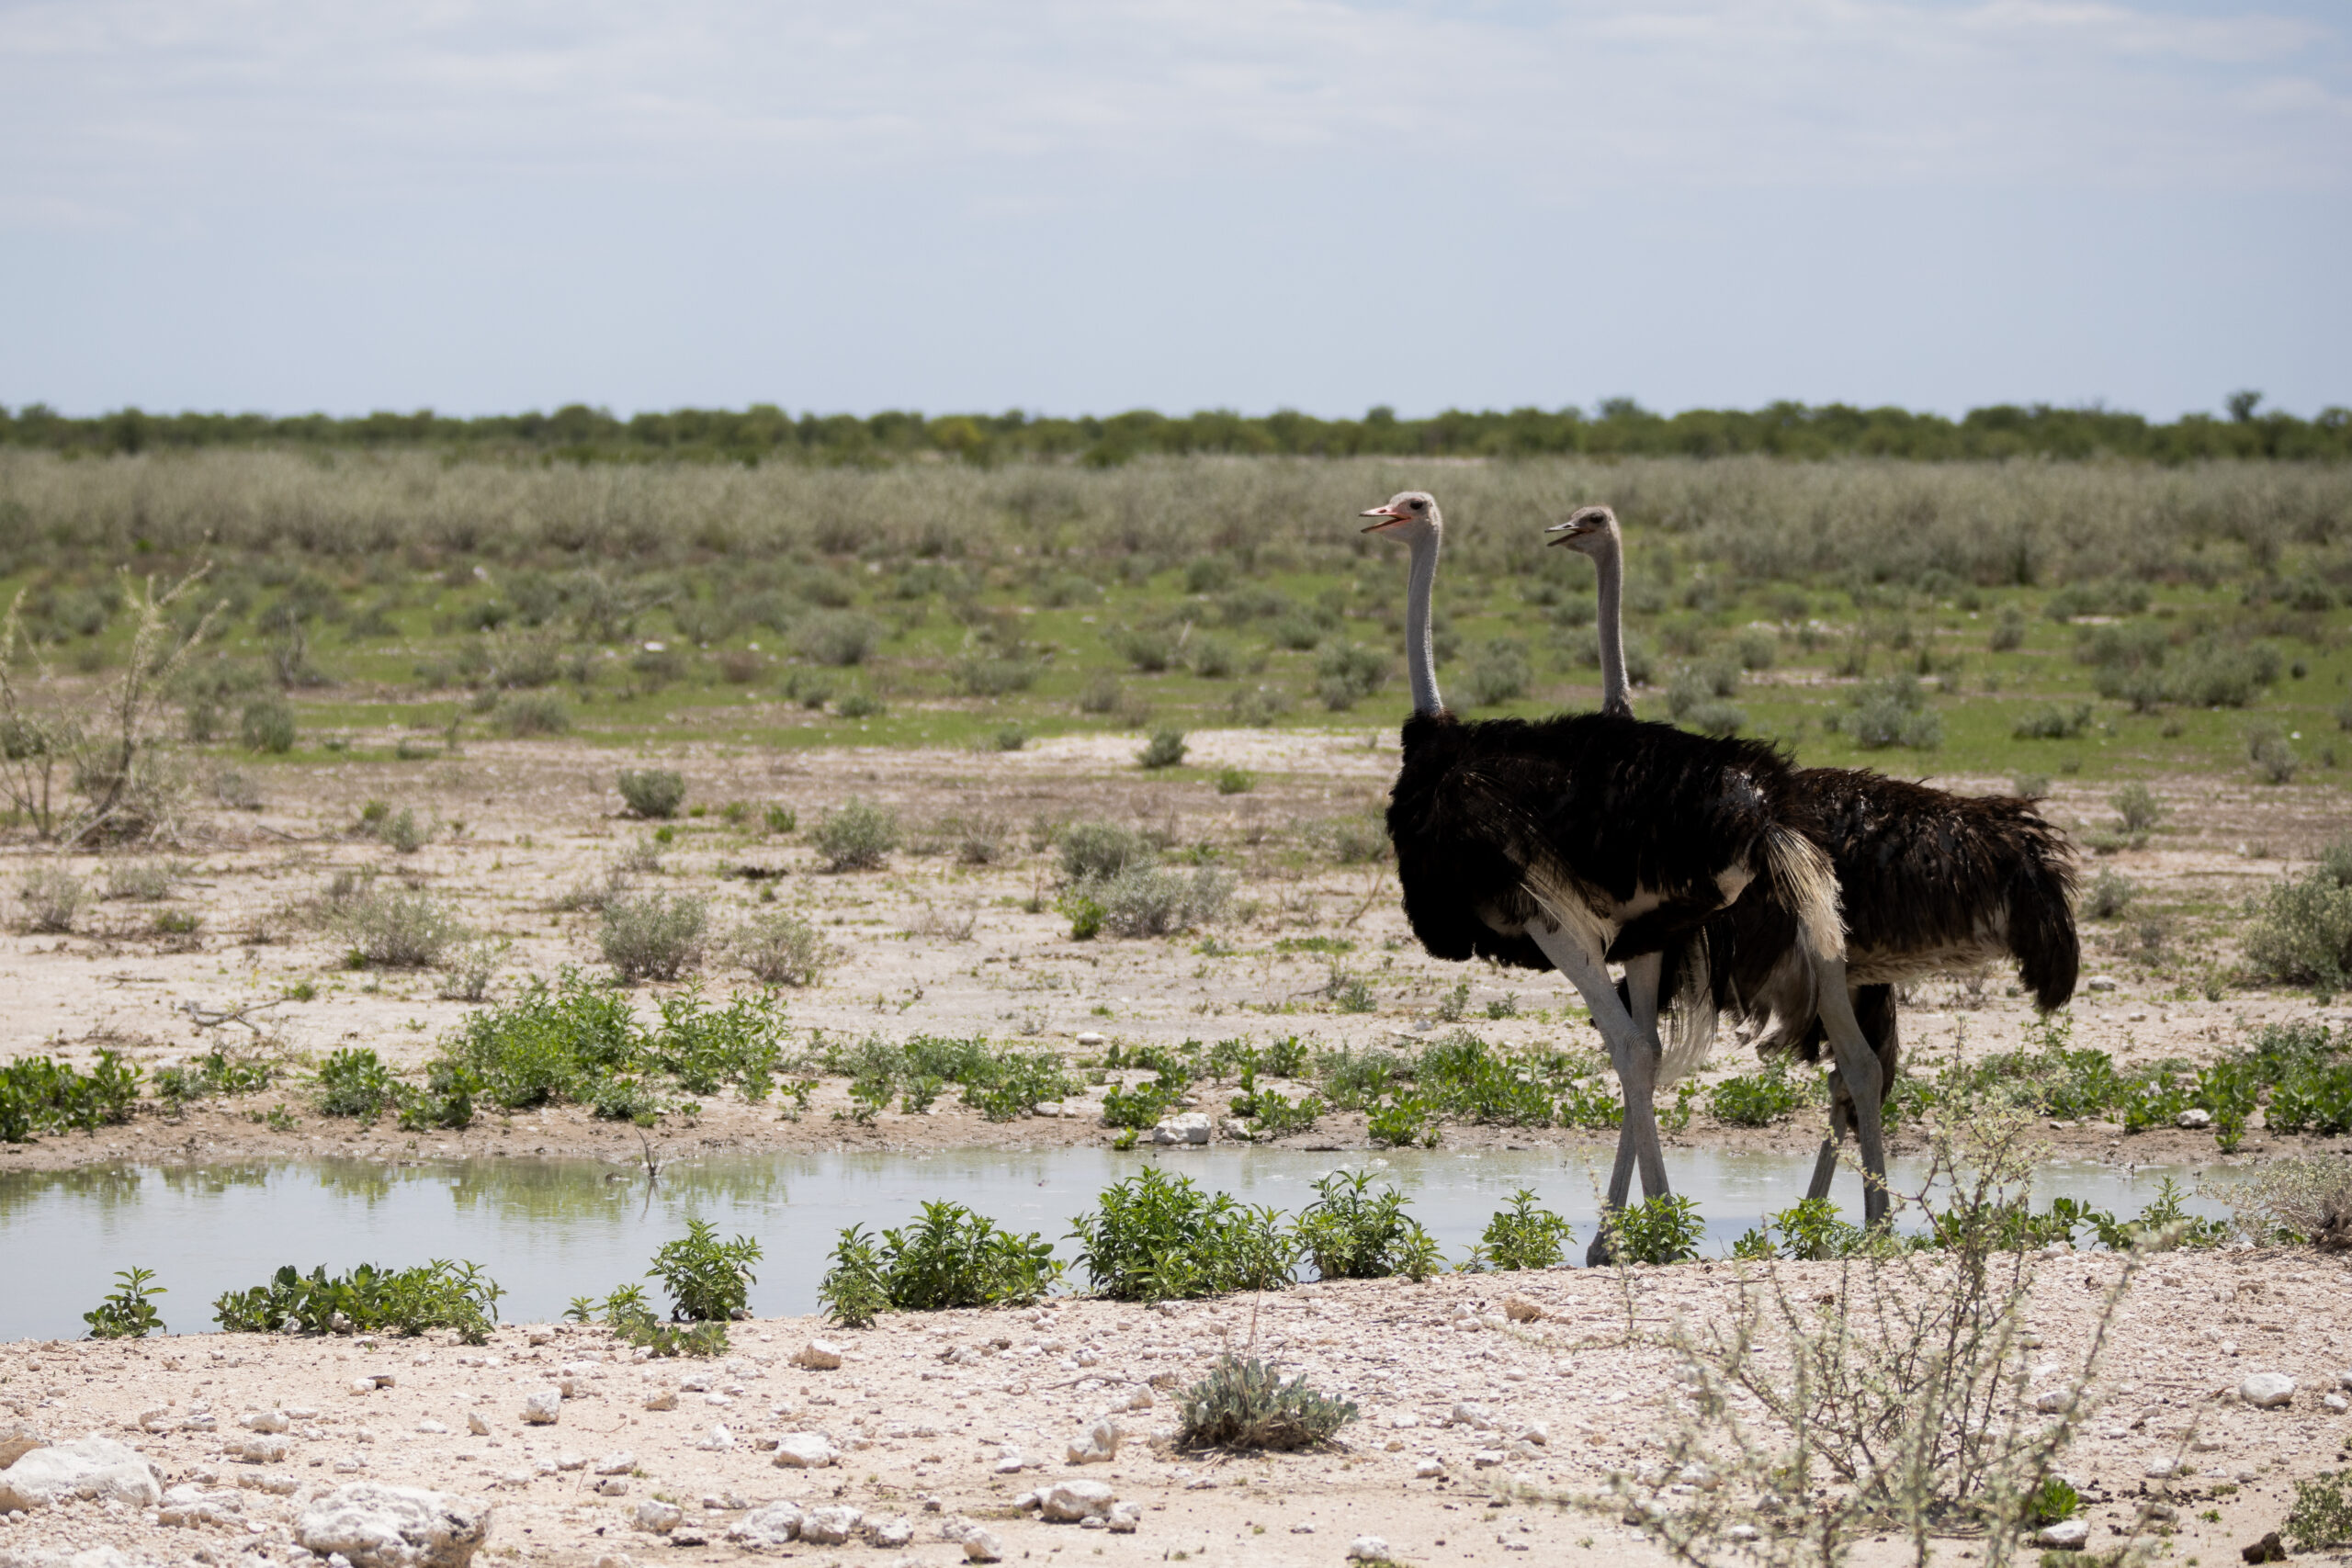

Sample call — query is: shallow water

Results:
[0,1145,2234,1341]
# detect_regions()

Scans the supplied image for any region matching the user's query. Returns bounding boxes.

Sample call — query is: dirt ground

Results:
[2,733,2350,1175]
[5,1251,2352,1568]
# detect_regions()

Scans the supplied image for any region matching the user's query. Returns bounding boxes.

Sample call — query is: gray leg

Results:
[1804,1088,1851,1203]
[1526,931,1668,1264]
[1811,959,1888,1228]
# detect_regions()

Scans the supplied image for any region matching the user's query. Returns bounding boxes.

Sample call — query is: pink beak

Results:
[1360,504,1405,532]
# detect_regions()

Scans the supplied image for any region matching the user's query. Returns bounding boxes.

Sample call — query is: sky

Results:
[1,0,2347,423]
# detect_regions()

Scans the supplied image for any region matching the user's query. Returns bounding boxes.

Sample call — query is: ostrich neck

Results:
[1405,530,1443,716]
[1594,535,1632,717]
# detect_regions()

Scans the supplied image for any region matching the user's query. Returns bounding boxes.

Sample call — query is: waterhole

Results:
[0,1146,2230,1340]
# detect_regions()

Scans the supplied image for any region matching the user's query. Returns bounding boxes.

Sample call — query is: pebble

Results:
[726,1502,802,1547]
[632,1501,682,1535]
[794,1340,844,1371]
[960,1525,1005,1562]
[1349,1538,1393,1563]
[869,1515,914,1548]
[1040,1480,1116,1522]
[594,1452,636,1475]
[2036,1519,2088,1550]
[772,1432,835,1470]
[1414,1458,1444,1479]
[2241,1372,2296,1409]
[2324,1393,2349,1414]
[799,1504,863,1545]
[520,1388,561,1425]
[464,1413,489,1438]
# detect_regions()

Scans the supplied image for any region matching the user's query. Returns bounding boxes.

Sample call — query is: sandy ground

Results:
[5,1253,2352,1568]
[2,733,2348,1174]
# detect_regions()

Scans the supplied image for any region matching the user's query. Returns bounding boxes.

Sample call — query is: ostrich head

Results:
[1544,503,1619,558]
[1360,491,1440,543]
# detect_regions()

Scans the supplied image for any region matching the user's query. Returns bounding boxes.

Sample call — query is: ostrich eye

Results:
[1409,499,1426,511]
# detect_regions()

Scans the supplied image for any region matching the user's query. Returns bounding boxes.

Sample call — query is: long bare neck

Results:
[1594,533,1632,717]
[1404,530,1443,716]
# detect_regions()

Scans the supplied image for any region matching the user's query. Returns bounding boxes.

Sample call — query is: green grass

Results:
[6,453,2349,792]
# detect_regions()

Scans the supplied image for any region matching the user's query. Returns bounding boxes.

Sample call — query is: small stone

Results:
[2086,976,2117,992]
[961,1527,1004,1562]
[1726,1524,1760,1541]
[520,1388,561,1425]
[0,1437,164,1512]
[868,1515,913,1549]
[1125,1387,1155,1412]
[793,1340,844,1371]
[415,1420,450,1436]
[596,1478,629,1497]
[725,1502,802,1547]
[771,1432,834,1470]
[1150,1112,1213,1146]
[2240,1372,2296,1408]
[991,1450,1028,1475]
[633,1501,682,1535]
[1414,1458,1444,1479]
[241,1411,291,1434]
[1450,1402,1496,1430]
[1348,1538,1393,1563]
[2036,1518,2089,1550]
[2243,1529,2289,1563]
[1064,1416,1122,1465]
[641,1388,677,1412]
[2145,1457,2190,1479]
[797,1504,863,1546]
[2324,1393,2348,1413]
[295,1483,492,1568]
[1040,1480,1115,1523]
[2177,1108,2211,1130]
[594,1452,637,1476]
[1472,1449,1506,1468]
[1501,1295,1544,1323]
[695,1425,734,1451]
[1108,1500,1141,1533]
[1511,1421,1549,1447]
[2033,1389,2075,1414]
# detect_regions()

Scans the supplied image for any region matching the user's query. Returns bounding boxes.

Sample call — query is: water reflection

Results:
[0,1145,2233,1343]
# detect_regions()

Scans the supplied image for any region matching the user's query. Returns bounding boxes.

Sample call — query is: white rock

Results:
[2144,1457,2190,1479]
[295,1483,492,1568]
[1064,1416,1122,1465]
[1413,1458,1444,1479]
[726,1502,803,1547]
[2033,1389,2075,1414]
[1348,1538,1393,1562]
[240,1411,291,1435]
[236,1435,291,1463]
[0,1422,48,1468]
[593,1452,636,1476]
[1450,1402,1496,1430]
[595,1478,628,1496]
[1471,1449,1506,1468]
[793,1340,844,1371]
[2036,1518,2089,1549]
[1040,1480,1117,1523]
[640,1388,676,1412]
[1726,1524,1760,1541]
[771,1433,834,1470]
[520,1388,561,1426]
[961,1526,1005,1562]
[2338,1369,2352,1391]
[2086,976,2118,993]
[2324,1393,2348,1414]
[2176,1108,2211,1130]
[797,1505,863,1545]
[0,1438,164,1512]
[868,1515,913,1549]
[1107,1500,1141,1533]
[633,1501,682,1535]
[1512,1421,1549,1447]
[465,1413,490,1438]
[1075,1031,1106,1046]
[1150,1112,1213,1146]
[553,1453,587,1472]
[1125,1387,1155,1412]
[2241,1372,2296,1408]
[695,1424,734,1451]
[992,1450,1029,1474]
[1501,1294,1544,1323]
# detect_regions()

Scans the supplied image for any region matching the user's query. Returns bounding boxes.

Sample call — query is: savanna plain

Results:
[3,451,2352,1568]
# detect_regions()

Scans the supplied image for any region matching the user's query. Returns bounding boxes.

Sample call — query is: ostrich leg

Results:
[1806,997,1898,1206]
[1810,957,1889,1228]
[1527,932,1669,1264]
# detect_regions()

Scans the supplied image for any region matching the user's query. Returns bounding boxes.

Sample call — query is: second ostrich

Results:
[1363,491,1889,1250]
[1544,503,2081,1222]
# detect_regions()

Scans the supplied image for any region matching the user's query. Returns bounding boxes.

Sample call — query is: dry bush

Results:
[17,867,88,933]
[2221,1154,2352,1250]
[727,909,832,987]
[1539,1111,2165,1568]
[335,886,467,969]
[599,891,709,983]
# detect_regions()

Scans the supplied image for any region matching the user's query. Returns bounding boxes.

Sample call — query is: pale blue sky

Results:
[2,0,2346,421]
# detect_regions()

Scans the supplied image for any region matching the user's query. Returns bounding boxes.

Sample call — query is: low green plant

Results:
[2243,839,2352,991]
[2284,1470,2352,1552]
[1177,1356,1358,1451]
[318,1047,401,1119]
[727,908,831,987]
[1068,1168,1299,1300]
[813,797,899,871]
[563,1284,729,1356]
[1100,1079,1174,1129]
[211,1259,503,1341]
[1736,1195,1867,1261]
[0,1052,141,1140]
[1293,1168,1443,1280]
[1366,1092,1438,1148]
[1464,1189,1576,1271]
[816,1201,1060,1325]
[84,1267,166,1339]
[600,890,709,983]
[433,968,646,1109]
[2028,1474,2080,1528]
[1214,766,1256,795]
[1136,728,1188,769]
[616,767,686,818]
[763,803,797,834]
[647,1218,762,1321]
[962,1049,1078,1121]
[242,695,297,753]
[336,886,467,969]
[1708,1064,1815,1126]
[1608,1193,1704,1265]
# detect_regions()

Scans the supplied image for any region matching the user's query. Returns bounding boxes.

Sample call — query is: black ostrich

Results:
[1363,491,1885,1255]
[1542,505,2082,1223]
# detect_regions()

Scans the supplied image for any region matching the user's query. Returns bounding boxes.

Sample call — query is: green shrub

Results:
[616,767,686,819]
[1177,1356,1357,1451]
[816,1202,1059,1325]
[2011,703,2093,740]
[648,1219,762,1321]
[727,908,831,987]
[2243,841,2352,989]
[434,969,645,1108]
[1214,766,1256,795]
[1461,639,1532,707]
[600,890,709,983]
[155,1047,271,1110]
[2084,869,2137,919]
[1059,820,1154,881]
[795,611,881,666]
[493,692,571,737]
[1293,1168,1442,1280]
[962,1050,1077,1122]
[2285,1471,2352,1553]
[1187,636,1239,680]
[1737,1196,1866,1261]
[1069,1168,1298,1301]
[1315,643,1388,710]
[1836,673,1943,750]
[1709,1064,1815,1126]
[1366,1092,1438,1148]
[648,984,786,1097]
[241,696,297,753]
[212,1259,503,1341]
[814,797,899,870]
[17,868,86,933]
[1464,1189,1576,1271]
[1416,1032,1553,1125]
[1228,1069,1322,1135]
[565,1284,728,1356]
[2110,782,2164,833]
[337,886,466,969]
[951,656,1040,697]
[1137,728,1189,769]
[763,803,797,834]
[1093,863,1233,938]
[84,1267,168,1339]
[2248,724,2301,784]
[1100,1080,1174,1129]
[0,1052,141,1140]
[101,860,176,900]
[1609,1193,1704,1265]
[318,1047,401,1119]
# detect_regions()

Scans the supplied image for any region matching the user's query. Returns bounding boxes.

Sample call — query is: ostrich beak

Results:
[1544,520,1588,547]
[1360,504,1406,533]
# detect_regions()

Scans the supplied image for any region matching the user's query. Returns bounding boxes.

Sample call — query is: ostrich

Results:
[1544,504,2081,1221]
[1363,491,1885,1255]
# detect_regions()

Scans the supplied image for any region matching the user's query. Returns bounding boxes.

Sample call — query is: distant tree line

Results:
[2,391,2345,466]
